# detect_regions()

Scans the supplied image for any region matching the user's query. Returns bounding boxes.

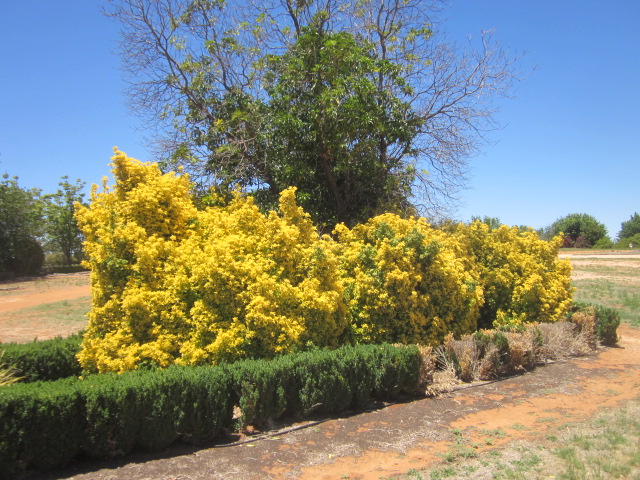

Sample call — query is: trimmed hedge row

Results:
[0,344,419,475]
[0,334,83,383]
[233,344,420,427]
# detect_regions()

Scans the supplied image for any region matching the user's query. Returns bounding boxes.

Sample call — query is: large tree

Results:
[106,0,519,228]
[42,177,86,265]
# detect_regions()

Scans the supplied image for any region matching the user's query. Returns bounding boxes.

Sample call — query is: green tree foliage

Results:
[42,177,86,265]
[262,22,421,227]
[550,213,608,248]
[0,175,44,276]
[107,0,519,229]
[618,212,640,241]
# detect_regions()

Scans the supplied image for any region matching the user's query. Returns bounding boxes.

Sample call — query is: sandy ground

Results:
[0,273,90,314]
[0,273,90,343]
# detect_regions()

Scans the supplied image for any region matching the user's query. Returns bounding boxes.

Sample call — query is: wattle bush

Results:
[75,150,573,373]
[334,214,482,345]
[76,150,347,373]
[455,222,572,329]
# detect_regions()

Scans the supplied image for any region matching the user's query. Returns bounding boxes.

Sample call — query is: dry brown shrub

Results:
[569,307,597,349]
[424,345,459,396]
[537,321,592,360]
[445,335,480,382]
[478,343,500,380]
[414,345,437,394]
[502,331,536,373]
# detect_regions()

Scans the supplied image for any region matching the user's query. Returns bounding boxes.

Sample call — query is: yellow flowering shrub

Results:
[456,221,572,328]
[76,150,346,373]
[334,214,484,346]
[77,150,572,373]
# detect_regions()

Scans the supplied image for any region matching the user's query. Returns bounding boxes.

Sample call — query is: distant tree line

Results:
[0,175,86,278]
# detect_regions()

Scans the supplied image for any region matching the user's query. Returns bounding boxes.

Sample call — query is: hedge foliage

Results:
[0,343,417,475]
[75,150,572,373]
[233,343,420,427]
[0,334,83,382]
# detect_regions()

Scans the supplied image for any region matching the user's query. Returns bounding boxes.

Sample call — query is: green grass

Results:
[570,257,640,327]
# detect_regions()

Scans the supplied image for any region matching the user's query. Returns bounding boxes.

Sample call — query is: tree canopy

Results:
[42,177,86,265]
[618,212,640,241]
[0,175,44,276]
[106,0,519,228]
[550,213,608,248]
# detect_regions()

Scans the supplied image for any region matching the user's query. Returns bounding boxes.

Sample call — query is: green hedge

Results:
[233,344,420,427]
[0,344,420,475]
[0,334,83,382]
[0,378,84,472]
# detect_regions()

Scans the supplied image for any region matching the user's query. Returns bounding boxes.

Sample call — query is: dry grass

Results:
[0,352,22,387]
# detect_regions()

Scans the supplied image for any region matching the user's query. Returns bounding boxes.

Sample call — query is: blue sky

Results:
[1,1,638,239]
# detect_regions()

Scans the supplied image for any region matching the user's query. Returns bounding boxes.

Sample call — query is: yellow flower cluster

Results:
[76,151,572,373]
[335,214,483,346]
[76,150,346,372]
[455,222,572,328]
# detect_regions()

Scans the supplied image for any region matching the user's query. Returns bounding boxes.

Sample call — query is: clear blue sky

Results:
[1,1,638,239]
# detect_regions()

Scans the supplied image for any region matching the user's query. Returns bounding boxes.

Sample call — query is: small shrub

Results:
[0,334,83,382]
[537,322,590,359]
[568,305,597,349]
[444,334,479,382]
[427,346,458,396]
[414,345,437,394]
[502,330,537,373]
[568,303,620,347]
[593,305,620,346]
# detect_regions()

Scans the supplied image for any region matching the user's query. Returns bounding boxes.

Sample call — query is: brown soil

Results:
[24,324,640,480]
[0,273,90,343]
[0,274,90,314]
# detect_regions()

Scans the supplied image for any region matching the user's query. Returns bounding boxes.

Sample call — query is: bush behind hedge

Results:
[0,334,83,383]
